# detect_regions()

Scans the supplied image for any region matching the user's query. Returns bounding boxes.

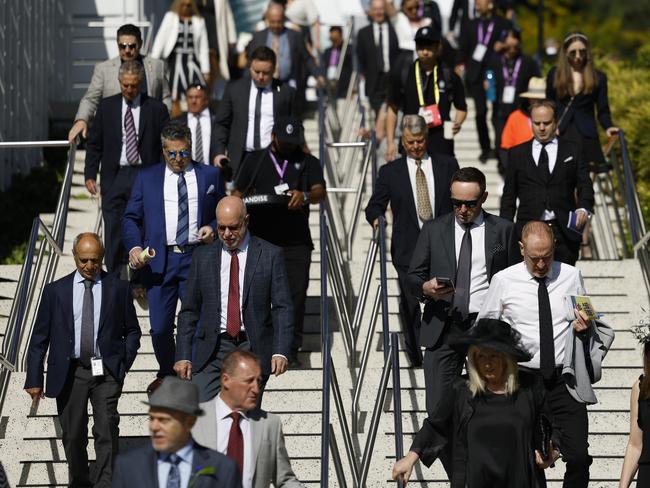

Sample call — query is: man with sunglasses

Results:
[69,24,171,142]
[406,166,517,478]
[122,122,225,391]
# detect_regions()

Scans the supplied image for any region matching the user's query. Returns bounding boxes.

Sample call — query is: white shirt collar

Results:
[122,94,141,108]
[406,154,431,165]
[165,162,195,177]
[192,107,210,120]
[533,137,558,148]
[249,79,273,93]
[455,210,485,229]
[215,394,249,421]
[221,231,250,253]
[73,270,102,285]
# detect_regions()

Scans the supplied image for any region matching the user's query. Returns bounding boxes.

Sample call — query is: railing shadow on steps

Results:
[0,141,76,416]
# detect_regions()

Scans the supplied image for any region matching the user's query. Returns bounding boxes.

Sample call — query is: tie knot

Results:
[168,453,181,465]
[231,411,241,423]
[415,159,422,167]
[534,276,546,285]
[463,223,472,232]
[83,279,94,289]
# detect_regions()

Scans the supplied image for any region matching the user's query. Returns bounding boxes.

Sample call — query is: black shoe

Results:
[478,151,489,164]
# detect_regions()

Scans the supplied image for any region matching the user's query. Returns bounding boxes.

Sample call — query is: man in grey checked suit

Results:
[193,350,303,488]
[175,196,293,402]
[68,23,171,142]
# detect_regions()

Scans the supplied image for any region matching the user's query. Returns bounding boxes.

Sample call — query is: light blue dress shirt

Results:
[267,30,292,81]
[157,442,194,488]
[72,271,102,358]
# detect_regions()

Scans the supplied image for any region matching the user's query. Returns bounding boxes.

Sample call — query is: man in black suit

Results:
[322,26,352,100]
[174,83,219,167]
[175,196,294,402]
[356,0,399,114]
[214,46,296,178]
[365,115,459,367]
[407,168,517,423]
[112,376,241,488]
[24,233,141,488]
[248,2,323,115]
[84,60,170,273]
[500,99,594,265]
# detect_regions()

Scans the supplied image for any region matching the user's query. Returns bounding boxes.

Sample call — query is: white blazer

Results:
[215,0,237,80]
[151,11,210,74]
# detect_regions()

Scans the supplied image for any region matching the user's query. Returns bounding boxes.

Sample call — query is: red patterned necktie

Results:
[226,249,241,338]
[227,411,244,478]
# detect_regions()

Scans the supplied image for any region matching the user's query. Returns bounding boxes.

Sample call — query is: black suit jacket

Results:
[84,93,170,196]
[356,22,399,102]
[365,154,459,270]
[500,138,594,241]
[175,110,219,164]
[407,211,517,348]
[112,442,241,488]
[214,78,296,173]
[176,236,294,375]
[322,46,353,98]
[490,54,540,119]
[458,14,511,84]
[25,271,141,398]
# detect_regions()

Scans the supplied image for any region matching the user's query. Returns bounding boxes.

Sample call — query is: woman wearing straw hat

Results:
[392,318,559,487]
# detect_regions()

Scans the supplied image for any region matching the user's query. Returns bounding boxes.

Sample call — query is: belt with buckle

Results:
[219,331,248,343]
[167,243,200,254]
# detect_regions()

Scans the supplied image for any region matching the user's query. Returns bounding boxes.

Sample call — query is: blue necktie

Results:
[176,172,189,246]
[167,454,181,488]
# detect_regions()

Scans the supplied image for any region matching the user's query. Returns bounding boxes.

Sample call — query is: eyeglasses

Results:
[166,150,190,159]
[567,49,587,60]
[118,42,138,50]
[451,198,480,209]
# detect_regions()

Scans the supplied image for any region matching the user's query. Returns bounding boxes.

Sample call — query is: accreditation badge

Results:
[418,104,443,128]
[502,85,516,104]
[472,44,488,62]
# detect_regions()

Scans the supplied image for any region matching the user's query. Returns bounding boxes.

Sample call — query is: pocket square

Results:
[491,243,505,254]
[563,156,574,163]
[206,184,215,195]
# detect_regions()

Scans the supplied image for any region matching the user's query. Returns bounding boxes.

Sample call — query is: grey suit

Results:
[193,398,303,488]
[176,236,294,400]
[75,56,171,123]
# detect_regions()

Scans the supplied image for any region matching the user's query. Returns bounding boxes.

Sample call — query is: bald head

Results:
[72,233,104,280]
[266,2,285,34]
[216,197,249,250]
[519,221,555,278]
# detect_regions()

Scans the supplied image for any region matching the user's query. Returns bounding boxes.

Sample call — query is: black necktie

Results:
[453,223,472,318]
[80,279,94,366]
[538,142,551,182]
[535,277,555,380]
[377,23,385,72]
[253,87,263,150]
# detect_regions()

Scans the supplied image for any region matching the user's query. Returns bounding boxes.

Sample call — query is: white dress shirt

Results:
[215,395,253,488]
[219,233,250,333]
[406,156,436,228]
[119,95,141,166]
[72,271,102,358]
[478,261,587,369]
[454,213,488,313]
[164,163,199,245]
[188,109,211,164]
[373,22,390,72]
[245,81,274,151]
[156,442,193,488]
[532,138,558,220]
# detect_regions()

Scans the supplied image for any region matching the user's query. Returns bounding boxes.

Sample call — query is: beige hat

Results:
[519,77,546,99]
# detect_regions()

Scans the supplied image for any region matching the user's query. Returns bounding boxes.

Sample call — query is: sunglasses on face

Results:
[451,198,480,209]
[118,43,138,50]
[166,150,190,159]
[567,49,587,60]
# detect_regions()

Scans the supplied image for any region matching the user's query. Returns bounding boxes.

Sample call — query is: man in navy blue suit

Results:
[122,122,225,388]
[25,232,141,488]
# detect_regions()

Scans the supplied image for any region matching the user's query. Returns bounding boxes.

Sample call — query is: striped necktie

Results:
[176,172,189,246]
[124,102,139,165]
[194,114,205,164]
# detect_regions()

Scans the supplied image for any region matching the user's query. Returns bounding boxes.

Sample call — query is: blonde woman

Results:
[392,318,558,487]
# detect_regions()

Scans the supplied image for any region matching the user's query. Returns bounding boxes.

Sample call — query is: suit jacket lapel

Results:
[63,273,76,335]
[431,156,446,218]
[98,272,113,332]
[550,139,567,181]
[249,412,263,479]
[243,237,261,305]
[213,244,222,308]
[138,94,148,143]
[483,213,498,278]
[147,445,159,486]
[195,164,206,225]
[272,80,281,117]
[398,159,419,228]
[442,213,457,277]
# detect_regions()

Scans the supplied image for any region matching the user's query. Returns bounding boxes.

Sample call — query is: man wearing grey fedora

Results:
[112,377,241,488]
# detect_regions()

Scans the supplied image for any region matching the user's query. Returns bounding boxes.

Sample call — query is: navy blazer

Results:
[112,442,241,488]
[407,211,518,348]
[122,162,225,275]
[365,154,460,270]
[24,271,141,398]
[176,236,294,375]
[84,93,170,196]
[546,67,614,139]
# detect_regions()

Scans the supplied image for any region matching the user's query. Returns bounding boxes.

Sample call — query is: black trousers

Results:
[101,166,139,272]
[521,370,591,488]
[468,81,491,153]
[395,265,423,367]
[56,362,122,488]
[283,244,312,359]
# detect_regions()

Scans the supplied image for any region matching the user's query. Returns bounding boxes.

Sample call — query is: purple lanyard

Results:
[502,56,522,86]
[477,21,495,45]
[268,150,289,182]
[329,48,340,67]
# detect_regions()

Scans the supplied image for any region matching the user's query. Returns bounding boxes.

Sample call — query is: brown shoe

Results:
[146,377,164,398]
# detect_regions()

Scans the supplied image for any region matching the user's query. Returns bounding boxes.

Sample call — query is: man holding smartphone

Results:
[407,167,517,448]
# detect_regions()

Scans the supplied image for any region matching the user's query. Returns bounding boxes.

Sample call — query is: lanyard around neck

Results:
[415,61,439,106]
[268,150,289,181]
[502,56,522,85]
[477,20,495,45]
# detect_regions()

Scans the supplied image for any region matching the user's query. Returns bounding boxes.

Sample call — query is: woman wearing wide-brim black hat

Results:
[392,318,560,487]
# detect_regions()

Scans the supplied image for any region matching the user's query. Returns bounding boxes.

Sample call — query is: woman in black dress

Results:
[545,32,619,259]
[619,333,650,487]
[392,318,558,487]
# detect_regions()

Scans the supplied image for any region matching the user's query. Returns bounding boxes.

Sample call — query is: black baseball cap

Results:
[414,25,441,44]
[272,117,305,145]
